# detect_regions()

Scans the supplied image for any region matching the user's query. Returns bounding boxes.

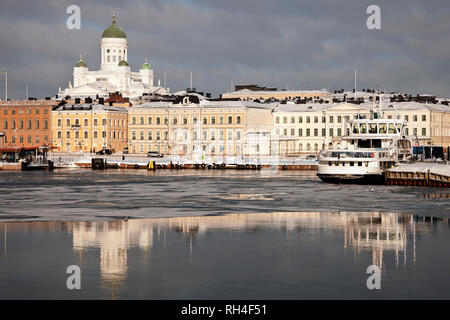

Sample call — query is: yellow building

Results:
[51,104,128,153]
[127,99,274,157]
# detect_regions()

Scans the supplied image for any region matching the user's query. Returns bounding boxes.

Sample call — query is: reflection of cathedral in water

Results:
[70,212,448,283]
[72,221,153,281]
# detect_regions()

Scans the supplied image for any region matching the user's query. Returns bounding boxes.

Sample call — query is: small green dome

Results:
[118,60,129,67]
[141,62,151,70]
[75,60,86,68]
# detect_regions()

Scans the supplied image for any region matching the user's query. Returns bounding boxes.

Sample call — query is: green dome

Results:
[118,60,129,67]
[102,20,126,39]
[140,62,151,70]
[75,60,86,68]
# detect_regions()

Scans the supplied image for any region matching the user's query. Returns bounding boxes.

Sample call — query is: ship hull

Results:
[317,173,385,185]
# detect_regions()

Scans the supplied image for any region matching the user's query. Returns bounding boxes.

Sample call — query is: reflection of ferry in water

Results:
[317,116,412,184]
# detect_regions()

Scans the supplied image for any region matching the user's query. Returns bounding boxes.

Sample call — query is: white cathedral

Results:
[59,13,167,99]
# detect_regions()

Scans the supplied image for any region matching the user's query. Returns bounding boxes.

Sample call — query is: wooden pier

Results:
[386,163,450,188]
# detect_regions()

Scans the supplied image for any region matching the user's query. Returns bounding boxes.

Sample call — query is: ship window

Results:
[341,162,345,166]
[353,124,359,134]
[388,123,396,134]
[379,123,387,134]
[360,123,367,134]
[358,162,362,166]
[329,162,332,166]
[350,162,354,166]
[369,123,377,134]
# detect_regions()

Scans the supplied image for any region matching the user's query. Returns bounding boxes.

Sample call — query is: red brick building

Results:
[0,100,57,149]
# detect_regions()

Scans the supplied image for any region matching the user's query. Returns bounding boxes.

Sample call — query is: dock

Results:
[386,163,450,187]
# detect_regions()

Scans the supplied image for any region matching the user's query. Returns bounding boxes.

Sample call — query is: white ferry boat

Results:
[317,117,412,184]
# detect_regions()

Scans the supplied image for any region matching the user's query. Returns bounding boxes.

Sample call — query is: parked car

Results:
[123,147,129,154]
[96,149,113,155]
[147,151,163,158]
[306,155,317,161]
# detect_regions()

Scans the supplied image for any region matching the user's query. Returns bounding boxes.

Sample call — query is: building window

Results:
[66,131,70,139]
[237,116,241,124]
[27,120,32,129]
[306,129,310,136]
[236,130,241,140]
[181,117,186,125]
[276,117,280,124]
[58,119,62,127]
[11,120,15,129]
[314,128,318,136]
[219,130,224,140]
[291,128,295,136]
[219,116,224,124]
[164,117,168,125]
[337,128,342,136]
[329,116,333,123]
[405,115,409,121]
[148,131,152,140]
[35,120,39,129]
[102,131,106,138]
[193,117,198,125]
[102,119,107,126]
[19,120,24,129]
[94,131,98,139]
[314,116,318,123]
[140,131,144,140]
[75,131,79,139]
[291,116,295,123]
[211,116,216,124]
[329,128,333,136]
[84,119,88,126]
[422,115,426,121]
[44,120,48,129]
[66,119,70,126]
[337,116,342,123]
[132,117,136,125]
[306,117,310,123]
[3,120,7,129]
[156,131,161,140]
[94,119,98,126]
[322,116,326,123]
[140,117,144,125]
[422,128,426,136]
[413,115,418,122]
[298,129,303,137]
[227,130,233,140]
[84,131,88,139]
[322,128,326,137]
[299,117,303,123]
[57,131,62,139]
[172,117,177,125]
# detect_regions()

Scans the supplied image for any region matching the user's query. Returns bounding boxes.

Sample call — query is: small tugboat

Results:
[317,115,412,184]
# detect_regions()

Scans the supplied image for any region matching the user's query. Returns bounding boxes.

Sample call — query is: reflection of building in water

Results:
[72,221,153,281]
[156,212,417,269]
[344,213,408,268]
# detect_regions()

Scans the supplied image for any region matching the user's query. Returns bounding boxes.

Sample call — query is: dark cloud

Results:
[0,0,449,99]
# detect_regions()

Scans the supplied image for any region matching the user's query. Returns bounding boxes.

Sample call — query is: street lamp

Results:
[1,72,7,100]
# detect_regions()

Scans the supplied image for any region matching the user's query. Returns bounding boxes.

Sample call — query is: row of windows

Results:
[277,128,342,137]
[131,130,242,141]
[3,119,48,130]
[56,130,125,140]
[275,114,428,124]
[56,118,125,127]
[2,109,49,115]
[130,115,242,126]
[276,115,350,124]
[3,135,48,143]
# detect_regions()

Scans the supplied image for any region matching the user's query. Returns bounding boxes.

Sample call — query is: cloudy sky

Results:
[1,0,450,99]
